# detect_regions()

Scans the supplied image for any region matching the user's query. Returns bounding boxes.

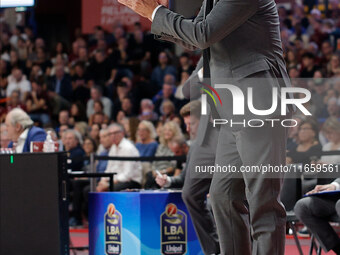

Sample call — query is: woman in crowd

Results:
[327,54,340,77]
[88,123,101,147]
[135,120,158,157]
[69,102,87,125]
[135,120,159,185]
[286,117,322,165]
[82,136,98,172]
[159,99,177,123]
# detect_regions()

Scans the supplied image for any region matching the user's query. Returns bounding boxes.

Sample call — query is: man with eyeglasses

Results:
[97,123,142,191]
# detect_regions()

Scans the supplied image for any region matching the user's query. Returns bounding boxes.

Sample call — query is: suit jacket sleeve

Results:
[182,56,203,99]
[154,34,199,51]
[151,0,258,49]
[169,165,186,188]
[153,0,206,50]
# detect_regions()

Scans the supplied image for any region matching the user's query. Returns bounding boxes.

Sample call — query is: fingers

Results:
[306,190,315,195]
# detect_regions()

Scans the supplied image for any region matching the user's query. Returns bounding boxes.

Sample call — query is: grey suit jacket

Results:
[152,0,293,125]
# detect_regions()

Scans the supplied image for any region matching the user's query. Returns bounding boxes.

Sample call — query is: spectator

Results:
[2,90,26,122]
[86,86,112,120]
[120,97,135,118]
[9,50,26,71]
[88,100,109,126]
[87,49,112,88]
[97,123,142,191]
[49,55,69,76]
[74,122,88,139]
[57,110,70,131]
[178,53,194,75]
[151,51,177,88]
[327,98,340,118]
[89,123,101,147]
[286,118,322,165]
[138,99,158,122]
[109,37,132,69]
[26,77,50,126]
[35,47,53,74]
[320,41,333,66]
[58,124,69,151]
[6,67,31,101]
[69,102,87,125]
[159,99,177,123]
[286,50,299,69]
[5,108,46,153]
[287,115,304,151]
[112,81,130,120]
[300,52,318,78]
[154,83,177,115]
[47,64,73,115]
[96,128,112,172]
[327,54,340,77]
[71,62,90,103]
[82,137,98,172]
[135,120,158,157]
[63,129,85,172]
[52,42,68,65]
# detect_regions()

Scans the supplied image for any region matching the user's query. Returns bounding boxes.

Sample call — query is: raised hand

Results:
[157,0,169,8]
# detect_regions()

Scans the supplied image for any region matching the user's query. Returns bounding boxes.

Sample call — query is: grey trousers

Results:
[294,196,340,252]
[182,125,220,255]
[209,122,287,255]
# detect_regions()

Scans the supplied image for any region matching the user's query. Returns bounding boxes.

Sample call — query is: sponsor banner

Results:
[89,191,203,255]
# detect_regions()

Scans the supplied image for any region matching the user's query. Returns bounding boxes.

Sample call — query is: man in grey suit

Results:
[118,0,292,254]
[294,179,340,254]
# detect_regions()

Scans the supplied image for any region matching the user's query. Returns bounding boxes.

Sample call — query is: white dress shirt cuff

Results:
[331,182,340,190]
[152,5,162,21]
[197,68,204,82]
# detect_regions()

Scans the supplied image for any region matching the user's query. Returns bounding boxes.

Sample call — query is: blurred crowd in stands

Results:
[1,1,340,225]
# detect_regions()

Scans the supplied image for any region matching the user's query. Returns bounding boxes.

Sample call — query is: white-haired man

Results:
[97,123,142,191]
[6,108,46,153]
